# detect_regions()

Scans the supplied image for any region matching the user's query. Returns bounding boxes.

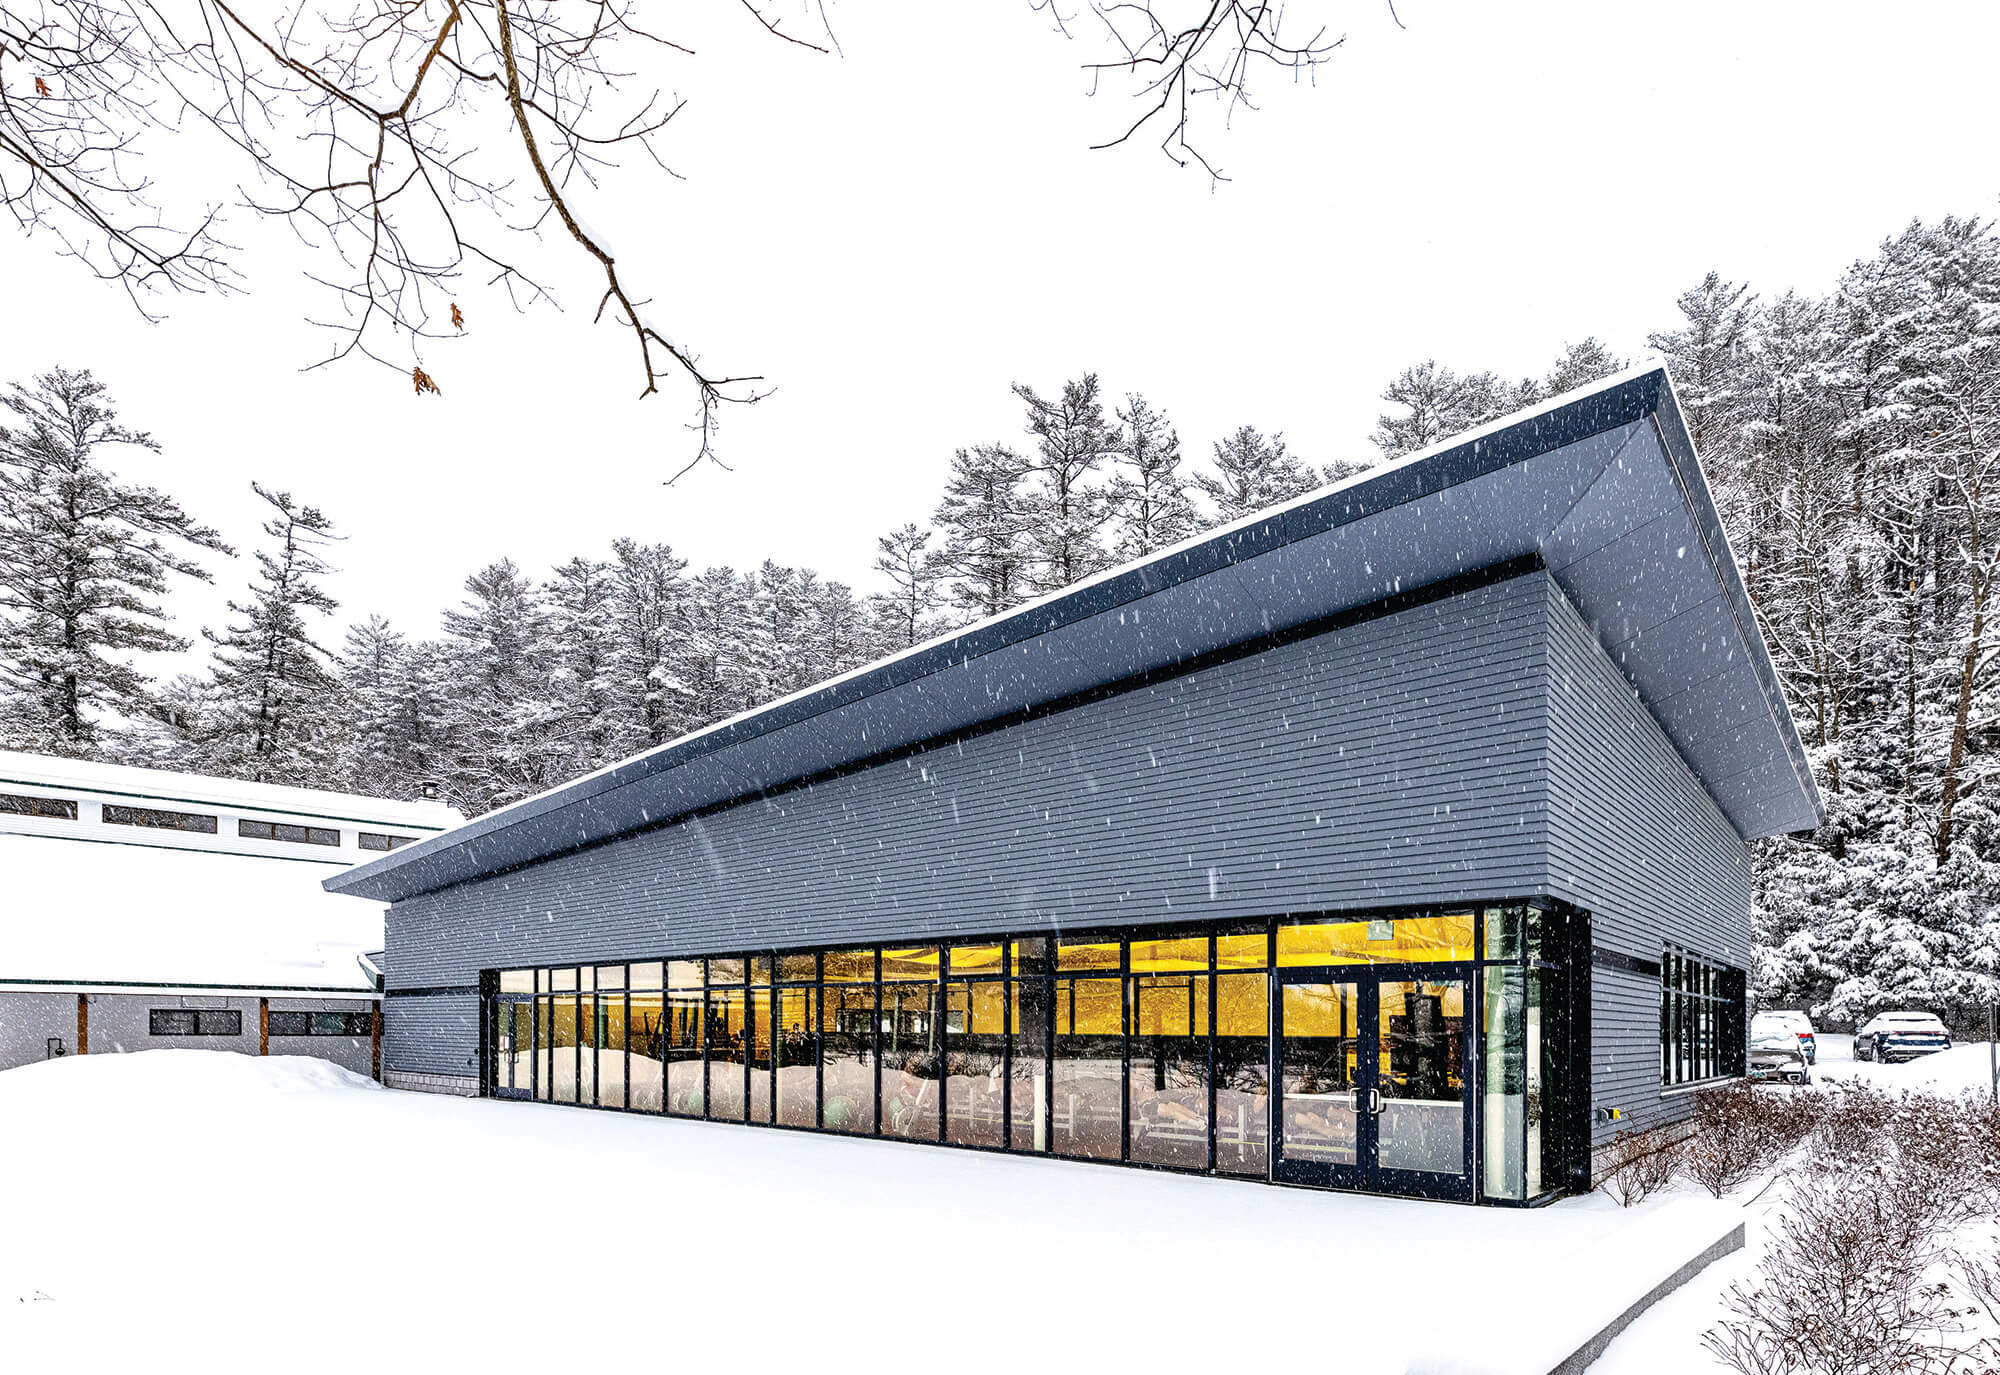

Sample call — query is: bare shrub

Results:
[1684,1084,1777,1197]
[1702,1160,1975,1375]
[1599,1125,1681,1208]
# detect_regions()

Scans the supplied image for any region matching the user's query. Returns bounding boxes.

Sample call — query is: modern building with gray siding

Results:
[327,364,1820,1204]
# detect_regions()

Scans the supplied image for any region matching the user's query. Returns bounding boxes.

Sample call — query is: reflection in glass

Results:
[499,969,533,993]
[1130,974,1210,1168]
[820,983,875,1133]
[1482,968,1525,1200]
[1277,912,1476,966]
[1052,977,1122,1159]
[947,944,1003,976]
[1129,935,1207,972]
[1279,982,1357,1166]
[944,980,1005,1147]
[881,947,941,981]
[578,993,598,1106]
[1377,979,1465,1176]
[708,955,746,985]
[776,986,816,1127]
[1215,973,1268,1175]
[597,988,627,1110]
[1056,939,1120,973]
[1009,968,1049,1152]
[880,981,940,1139]
[777,953,817,983]
[748,989,774,1122]
[534,996,552,1101]
[707,988,748,1122]
[551,994,579,1104]
[629,986,665,1112]
[822,948,875,984]
[666,988,704,1116]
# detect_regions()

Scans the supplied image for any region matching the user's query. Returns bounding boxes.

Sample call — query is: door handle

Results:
[1369,1089,1382,1114]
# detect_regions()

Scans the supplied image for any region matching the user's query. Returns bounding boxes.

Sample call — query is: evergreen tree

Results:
[870,522,947,648]
[606,538,689,751]
[1541,337,1625,396]
[1647,273,1759,459]
[1196,425,1318,525]
[0,367,228,755]
[1370,361,1522,458]
[336,615,411,798]
[1106,393,1198,558]
[1012,374,1122,593]
[439,559,556,811]
[931,443,1031,621]
[540,556,620,778]
[199,483,343,783]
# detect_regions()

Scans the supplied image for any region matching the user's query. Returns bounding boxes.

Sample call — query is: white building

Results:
[0,750,460,1076]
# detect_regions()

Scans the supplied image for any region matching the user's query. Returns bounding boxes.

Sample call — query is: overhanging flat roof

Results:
[327,363,1822,905]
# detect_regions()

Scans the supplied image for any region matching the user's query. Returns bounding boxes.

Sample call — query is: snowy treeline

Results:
[0,369,1342,814]
[6,213,1998,1029]
[1369,217,2000,1030]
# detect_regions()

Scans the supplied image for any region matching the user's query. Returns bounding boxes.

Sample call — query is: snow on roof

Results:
[0,750,461,831]
[0,831,382,993]
[331,362,1823,905]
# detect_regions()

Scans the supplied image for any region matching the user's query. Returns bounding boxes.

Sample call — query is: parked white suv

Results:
[1751,1009,1817,1064]
[1854,1011,1952,1064]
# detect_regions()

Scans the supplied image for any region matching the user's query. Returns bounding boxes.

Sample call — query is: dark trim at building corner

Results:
[1590,947,1662,981]
[385,984,482,998]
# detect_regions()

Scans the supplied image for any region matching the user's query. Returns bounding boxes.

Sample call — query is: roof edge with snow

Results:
[327,363,1824,905]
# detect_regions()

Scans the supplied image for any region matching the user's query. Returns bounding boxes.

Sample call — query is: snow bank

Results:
[0,1051,1739,1374]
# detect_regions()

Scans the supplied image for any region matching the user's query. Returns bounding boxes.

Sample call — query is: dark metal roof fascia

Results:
[327,368,1806,903]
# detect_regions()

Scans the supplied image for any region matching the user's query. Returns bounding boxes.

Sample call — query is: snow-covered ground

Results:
[0,1050,1739,1375]
[1590,1035,2000,1373]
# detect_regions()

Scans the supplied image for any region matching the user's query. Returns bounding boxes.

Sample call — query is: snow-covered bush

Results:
[1598,1125,1681,1208]
[1682,1082,1822,1198]
[1702,1159,1978,1375]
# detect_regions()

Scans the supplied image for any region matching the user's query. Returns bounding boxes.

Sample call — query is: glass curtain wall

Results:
[487,902,1567,1201]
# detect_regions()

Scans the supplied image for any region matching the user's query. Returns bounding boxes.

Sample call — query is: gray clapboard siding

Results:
[1542,584,1754,1145]
[383,572,1562,1074]
[383,992,480,1079]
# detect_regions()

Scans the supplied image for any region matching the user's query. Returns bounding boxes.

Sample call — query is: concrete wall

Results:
[0,992,375,1077]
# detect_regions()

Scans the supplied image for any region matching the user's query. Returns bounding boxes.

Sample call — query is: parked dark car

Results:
[1748,1032,1811,1085]
[1854,1011,1952,1063]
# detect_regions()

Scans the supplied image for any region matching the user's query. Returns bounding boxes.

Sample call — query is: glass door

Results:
[1272,968,1473,1199]
[1373,973,1472,1200]
[1273,975,1367,1189]
[491,996,534,1099]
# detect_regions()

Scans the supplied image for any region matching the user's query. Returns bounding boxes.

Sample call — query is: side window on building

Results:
[105,804,218,834]
[1659,946,1745,1087]
[150,1009,243,1036]
[270,1011,372,1036]
[358,831,418,851]
[0,791,77,819]
[238,819,341,847]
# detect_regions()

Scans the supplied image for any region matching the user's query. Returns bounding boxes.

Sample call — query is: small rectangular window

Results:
[0,791,77,820]
[239,819,341,846]
[268,1010,369,1036]
[105,804,218,834]
[358,831,417,851]
[149,1009,241,1036]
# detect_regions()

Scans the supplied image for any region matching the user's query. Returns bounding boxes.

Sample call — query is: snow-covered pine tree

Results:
[869,522,947,649]
[334,615,411,798]
[931,443,1032,622]
[0,367,229,755]
[1012,374,1121,594]
[1647,272,1759,460]
[606,538,689,751]
[1369,361,1524,459]
[1541,337,1625,396]
[198,483,343,784]
[438,558,558,811]
[1195,425,1318,525]
[665,566,761,728]
[540,556,621,780]
[1106,392,1198,559]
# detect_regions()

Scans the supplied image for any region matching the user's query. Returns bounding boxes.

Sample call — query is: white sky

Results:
[2,0,1996,678]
